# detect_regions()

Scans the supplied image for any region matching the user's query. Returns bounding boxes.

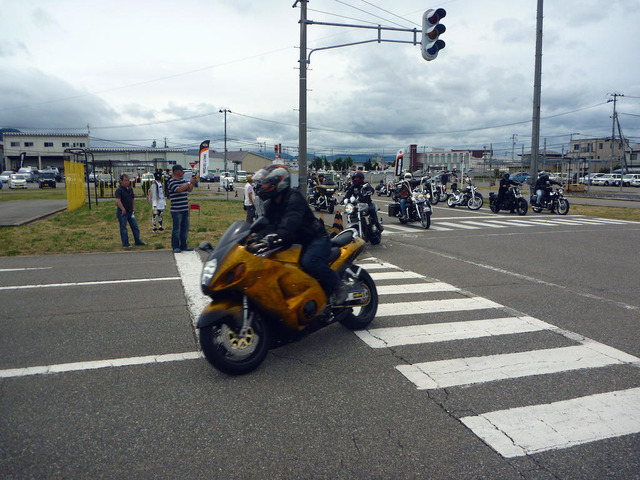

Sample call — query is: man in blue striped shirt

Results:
[168,165,197,253]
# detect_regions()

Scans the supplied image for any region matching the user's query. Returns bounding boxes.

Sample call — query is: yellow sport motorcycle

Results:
[197,219,378,375]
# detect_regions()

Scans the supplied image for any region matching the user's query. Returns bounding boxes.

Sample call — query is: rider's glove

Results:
[264,233,283,249]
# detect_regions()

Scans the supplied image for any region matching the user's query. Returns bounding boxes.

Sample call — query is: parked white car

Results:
[578,173,604,185]
[622,174,640,187]
[9,173,28,189]
[0,170,13,183]
[592,174,621,186]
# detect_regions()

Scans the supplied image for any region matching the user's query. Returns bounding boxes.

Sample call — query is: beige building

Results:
[567,137,629,170]
[3,132,89,171]
[206,151,273,174]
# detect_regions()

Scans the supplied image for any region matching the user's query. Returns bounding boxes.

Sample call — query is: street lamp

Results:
[219,109,231,173]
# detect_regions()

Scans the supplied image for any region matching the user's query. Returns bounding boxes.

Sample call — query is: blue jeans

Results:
[301,236,340,293]
[400,198,408,217]
[116,210,141,246]
[536,189,544,206]
[171,210,190,250]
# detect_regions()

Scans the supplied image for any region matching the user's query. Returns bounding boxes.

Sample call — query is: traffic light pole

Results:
[294,0,428,196]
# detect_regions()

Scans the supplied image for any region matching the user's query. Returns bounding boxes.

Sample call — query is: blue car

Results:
[511,172,531,183]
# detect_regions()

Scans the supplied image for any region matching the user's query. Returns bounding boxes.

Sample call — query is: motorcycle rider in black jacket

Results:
[345,171,383,233]
[497,173,521,209]
[534,172,561,206]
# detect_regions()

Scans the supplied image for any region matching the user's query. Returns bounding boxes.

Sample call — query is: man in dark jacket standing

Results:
[115,174,146,248]
[253,164,346,304]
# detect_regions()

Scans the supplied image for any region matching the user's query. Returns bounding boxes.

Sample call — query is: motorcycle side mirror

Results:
[343,198,348,205]
[198,241,213,252]
[350,196,356,203]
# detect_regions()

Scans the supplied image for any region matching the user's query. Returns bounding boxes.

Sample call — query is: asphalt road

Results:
[1,200,640,479]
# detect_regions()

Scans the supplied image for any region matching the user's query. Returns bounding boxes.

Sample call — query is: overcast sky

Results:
[1,0,639,159]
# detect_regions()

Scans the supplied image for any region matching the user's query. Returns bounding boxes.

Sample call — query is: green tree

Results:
[364,159,374,171]
[334,157,344,172]
[344,156,354,171]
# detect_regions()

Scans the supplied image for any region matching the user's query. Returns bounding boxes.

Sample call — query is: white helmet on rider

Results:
[403,172,413,181]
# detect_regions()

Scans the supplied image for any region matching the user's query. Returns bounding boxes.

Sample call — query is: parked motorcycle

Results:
[343,193,383,245]
[388,183,432,229]
[197,219,378,375]
[421,177,440,205]
[375,181,393,197]
[489,185,528,215]
[446,180,484,210]
[308,183,338,213]
[530,187,570,215]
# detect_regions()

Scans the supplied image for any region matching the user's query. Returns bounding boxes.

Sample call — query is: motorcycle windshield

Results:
[209,220,251,262]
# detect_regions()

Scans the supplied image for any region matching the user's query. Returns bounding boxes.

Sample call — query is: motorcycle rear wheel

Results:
[532,205,542,213]
[516,198,528,216]
[490,203,499,213]
[328,203,335,214]
[200,312,270,375]
[339,269,377,330]
[446,196,456,208]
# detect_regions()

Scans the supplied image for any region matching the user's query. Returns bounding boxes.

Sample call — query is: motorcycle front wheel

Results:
[339,268,378,330]
[420,209,431,229]
[516,198,528,216]
[467,193,483,210]
[557,199,570,215]
[368,225,382,245]
[328,202,335,214]
[199,312,270,375]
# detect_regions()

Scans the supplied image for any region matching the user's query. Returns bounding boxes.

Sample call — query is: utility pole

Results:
[529,0,544,183]
[294,0,308,195]
[219,108,231,173]
[511,134,518,162]
[608,93,623,174]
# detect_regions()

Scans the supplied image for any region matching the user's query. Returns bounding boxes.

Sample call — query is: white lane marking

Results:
[460,220,508,228]
[461,387,640,458]
[173,250,210,328]
[0,277,180,291]
[383,224,419,232]
[377,297,502,317]
[356,316,551,348]
[396,343,639,390]
[0,352,203,379]
[428,225,454,231]
[436,221,480,229]
[355,262,400,270]
[0,267,53,272]
[370,271,425,281]
[376,282,459,295]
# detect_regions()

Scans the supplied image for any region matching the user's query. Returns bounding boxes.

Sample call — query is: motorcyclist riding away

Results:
[345,171,383,232]
[253,164,347,304]
[534,172,561,206]
[497,172,521,207]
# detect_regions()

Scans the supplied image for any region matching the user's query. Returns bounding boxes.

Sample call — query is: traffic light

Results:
[421,8,446,61]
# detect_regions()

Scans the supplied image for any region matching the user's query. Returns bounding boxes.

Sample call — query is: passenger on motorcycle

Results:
[497,173,521,207]
[253,164,347,304]
[397,172,413,219]
[534,172,561,206]
[345,171,383,232]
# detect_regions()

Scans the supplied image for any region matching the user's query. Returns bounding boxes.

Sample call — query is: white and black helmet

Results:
[253,164,291,200]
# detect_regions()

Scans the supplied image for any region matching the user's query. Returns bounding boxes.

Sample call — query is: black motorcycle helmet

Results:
[352,171,365,186]
[503,172,510,180]
[253,164,291,201]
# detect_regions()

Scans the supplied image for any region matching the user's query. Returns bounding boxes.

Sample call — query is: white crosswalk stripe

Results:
[380,215,639,234]
[356,256,640,458]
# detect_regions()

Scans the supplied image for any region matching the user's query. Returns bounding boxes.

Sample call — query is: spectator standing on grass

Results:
[115,174,146,249]
[150,171,166,232]
[167,164,197,253]
[244,174,256,222]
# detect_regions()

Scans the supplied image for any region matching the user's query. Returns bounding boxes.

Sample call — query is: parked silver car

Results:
[0,170,13,183]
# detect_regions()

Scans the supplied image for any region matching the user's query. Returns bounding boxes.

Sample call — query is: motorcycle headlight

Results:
[417,193,425,201]
[343,198,349,205]
[345,203,355,214]
[200,258,218,290]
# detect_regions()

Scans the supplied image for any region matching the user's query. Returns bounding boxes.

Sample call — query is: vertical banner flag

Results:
[394,149,404,177]
[199,140,210,177]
